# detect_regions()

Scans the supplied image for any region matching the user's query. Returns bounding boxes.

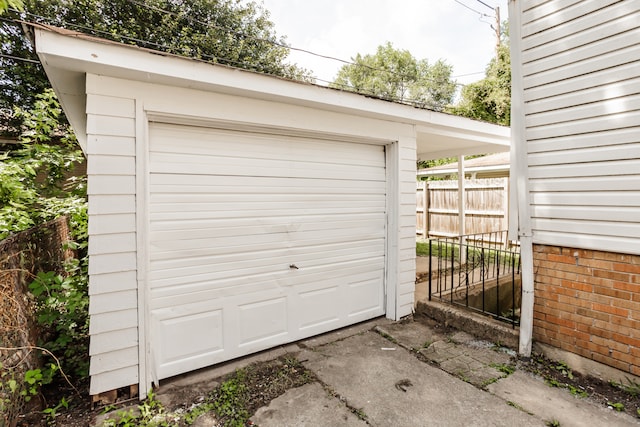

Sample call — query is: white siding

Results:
[520,0,640,256]
[86,90,139,394]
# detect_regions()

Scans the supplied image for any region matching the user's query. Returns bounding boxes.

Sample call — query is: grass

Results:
[416,240,520,267]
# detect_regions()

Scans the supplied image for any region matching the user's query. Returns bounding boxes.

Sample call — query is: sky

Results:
[260,0,508,86]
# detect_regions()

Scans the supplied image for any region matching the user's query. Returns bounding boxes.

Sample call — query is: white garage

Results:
[32,23,509,398]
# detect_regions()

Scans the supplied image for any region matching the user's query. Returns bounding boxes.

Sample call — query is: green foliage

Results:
[450,42,511,125]
[212,371,250,427]
[0,0,22,14]
[0,89,88,423]
[1,0,311,135]
[331,42,457,111]
[0,89,86,238]
[609,378,640,397]
[101,390,172,427]
[490,363,515,376]
[608,401,625,412]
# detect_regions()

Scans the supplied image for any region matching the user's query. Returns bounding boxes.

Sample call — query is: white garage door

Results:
[147,122,387,380]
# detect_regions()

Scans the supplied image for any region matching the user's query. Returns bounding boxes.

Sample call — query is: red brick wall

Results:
[533,245,640,375]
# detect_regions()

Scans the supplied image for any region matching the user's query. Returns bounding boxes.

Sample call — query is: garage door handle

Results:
[289,264,299,270]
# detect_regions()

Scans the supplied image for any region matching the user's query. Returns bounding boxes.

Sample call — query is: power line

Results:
[453,0,491,18]
[0,53,41,64]
[475,0,495,11]
[4,7,470,109]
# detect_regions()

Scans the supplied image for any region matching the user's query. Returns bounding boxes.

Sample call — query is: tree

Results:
[331,42,457,111]
[0,0,311,135]
[0,0,22,14]
[449,27,511,126]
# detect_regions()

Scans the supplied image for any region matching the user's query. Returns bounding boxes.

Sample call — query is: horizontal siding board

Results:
[526,77,640,115]
[90,271,137,294]
[531,205,639,222]
[88,175,136,195]
[89,327,138,356]
[529,191,640,207]
[88,195,136,215]
[86,135,136,156]
[89,289,138,313]
[89,232,137,255]
[523,43,640,89]
[87,155,136,175]
[89,346,138,376]
[526,93,640,128]
[529,176,640,192]
[89,213,136,235]
[524,61,639,103]
[532,230,640,256]
[527,127,640,153]
[528,159,640,179]
[88,252,137,275]
[89,365,138,396]
[526,110,640,140]
[522,26,640,75]
[528,143,640,166]
[522,1,638,51]
[86,94,135,118]
[89,309,138,335]
[87,115,135,137]
[533,218,640,238]
[522,1,620,38]
[522,0,587,28]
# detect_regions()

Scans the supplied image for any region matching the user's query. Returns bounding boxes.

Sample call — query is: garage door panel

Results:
[149,258,385,309]
[150,148,386,170]
[152,124,385,167]
[149,243,385,281]
[238,297,288,347]
[149,199,386,216]
[149,224,385,257]
[150,174,386,194]
[149,216,385,243]
[148,123,386,381]
[150,238,384,272]
[150,160,385,181]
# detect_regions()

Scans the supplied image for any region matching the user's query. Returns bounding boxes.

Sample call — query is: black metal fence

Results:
[428,230,521,327]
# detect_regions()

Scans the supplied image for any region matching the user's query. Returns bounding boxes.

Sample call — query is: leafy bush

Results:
[0,89,88,422]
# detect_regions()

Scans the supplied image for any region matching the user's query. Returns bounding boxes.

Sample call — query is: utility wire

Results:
[453,0,491,18]
[4,5,472,109]
[475,0,495,11]
[120,0,467,88]
[0,53,41,64]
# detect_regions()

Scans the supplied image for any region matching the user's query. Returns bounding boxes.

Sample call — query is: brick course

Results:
[533,245,640,375]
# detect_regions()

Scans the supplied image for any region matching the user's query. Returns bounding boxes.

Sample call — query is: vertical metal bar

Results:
[429,239,432,301]
[481,247,486,313]
[512,254,516,328]
[465,238,469,308]
[496,249,501,319]
[451,237,455,305]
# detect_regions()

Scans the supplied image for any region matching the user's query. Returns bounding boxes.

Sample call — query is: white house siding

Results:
[86,89,139,394]
[83,74,417,395]
[520,0,640,256]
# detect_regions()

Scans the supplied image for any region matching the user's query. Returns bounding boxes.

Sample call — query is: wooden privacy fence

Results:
[417,178,509,238]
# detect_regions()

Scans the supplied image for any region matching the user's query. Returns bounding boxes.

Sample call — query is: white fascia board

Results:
[417,164,510,177]
[33,26,510,155]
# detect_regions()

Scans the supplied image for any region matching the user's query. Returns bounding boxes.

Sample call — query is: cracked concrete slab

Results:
[302,330,543,427]
[252,382,367,427]
[487,371,640,427]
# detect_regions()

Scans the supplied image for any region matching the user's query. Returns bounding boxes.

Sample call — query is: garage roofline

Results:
[28,22,509,158]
